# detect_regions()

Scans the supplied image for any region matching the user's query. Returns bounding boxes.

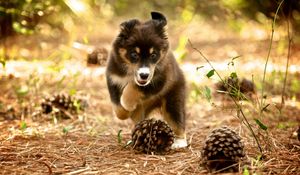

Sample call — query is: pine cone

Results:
[87,47,108,66]
[215,76,239,96]
[41,93,87,115]
[132,118,174,154]
[216,77,255,100]
[202,126,245,172]
[240,78,255,94]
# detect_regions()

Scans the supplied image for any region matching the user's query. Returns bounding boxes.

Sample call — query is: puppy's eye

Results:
[130,52,139,61]
[150,53,157,60]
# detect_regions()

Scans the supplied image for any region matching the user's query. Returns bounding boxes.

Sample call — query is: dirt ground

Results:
[0,21,300,174]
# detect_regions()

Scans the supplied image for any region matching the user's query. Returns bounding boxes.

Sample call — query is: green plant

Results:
[0,58,5,68]
[189,40,263,154]
[62,125,73,134]
[117,130,122,144]
[280,4,293,113]
[19,121,27,131]
[15,85,29,103]
[243,166,250,175]
[260,0,284,116]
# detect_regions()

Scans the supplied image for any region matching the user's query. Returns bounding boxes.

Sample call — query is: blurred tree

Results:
[223,0,300,32]
[0,0,71,39]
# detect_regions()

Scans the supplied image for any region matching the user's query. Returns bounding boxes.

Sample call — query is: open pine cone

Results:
[215,76,239,95]
[41,93,87,118]
[132,118,174,154]
[87,47,108,66]
[240,78,255,94]
[202,126,245,172]
[215,77,255,100]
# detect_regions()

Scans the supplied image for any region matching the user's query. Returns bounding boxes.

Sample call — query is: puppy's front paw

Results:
[171,138,187,149]
[120,83,142,111]
[120,94,137,111]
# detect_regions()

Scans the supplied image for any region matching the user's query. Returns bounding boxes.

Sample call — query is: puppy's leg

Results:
[129,104,145,123]
[130,98,161,124]
[121,83,144,111]
[162,93,187,149]
[112,104,132,120]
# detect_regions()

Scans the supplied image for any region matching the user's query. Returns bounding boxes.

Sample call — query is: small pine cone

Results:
[87,47,108,66]
[52,93,74,111]
[132,118,174,154]
[239,78,255,94]
[216,76,239,95]
[41,93,88,115]
[225,76,240,97]
[202,126,245,172]
[41,98,53,114]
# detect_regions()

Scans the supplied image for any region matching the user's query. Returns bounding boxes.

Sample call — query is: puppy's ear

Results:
[151,12,168,39]
[119,19,139,39]
[151,12,167,27]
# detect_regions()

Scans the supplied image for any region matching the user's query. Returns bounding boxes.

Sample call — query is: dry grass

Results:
[0,108,299,175]
[1,27,300,174]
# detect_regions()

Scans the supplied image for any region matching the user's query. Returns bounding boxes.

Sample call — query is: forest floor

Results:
[0,21,300,174]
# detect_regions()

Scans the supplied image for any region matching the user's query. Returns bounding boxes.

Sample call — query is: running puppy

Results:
[106,12,187,148]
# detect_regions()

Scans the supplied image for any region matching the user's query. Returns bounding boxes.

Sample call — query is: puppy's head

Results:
[113,12,169,87]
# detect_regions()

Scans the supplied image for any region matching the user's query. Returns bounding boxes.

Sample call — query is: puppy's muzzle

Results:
[135,67,152,86]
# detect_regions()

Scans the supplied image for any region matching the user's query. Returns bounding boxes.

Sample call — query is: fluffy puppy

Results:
[106,12,187,148]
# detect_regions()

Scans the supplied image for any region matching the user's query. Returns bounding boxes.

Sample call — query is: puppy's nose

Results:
[137,67,150,80]
[139,72,149,80]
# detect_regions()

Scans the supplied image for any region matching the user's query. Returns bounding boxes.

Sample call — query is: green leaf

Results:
[254,118,268,130]
[261,104,270,112]
[230,72,237,79]
[196,66,204,71]
[63,125,73,134]
[73,100,81,112]
[206,69,215,78]
[277,123,286,129]
[20,121,27,131]
[227,55,241,66]
[117,130,122,144]
[0,59,6,68]
[256,154,263,161]
[231,55,241,61]
[69,88,77,96]
[203,86,212,102]
[16,85,29,97]
[243,166,249,175]
[83,36,89,44]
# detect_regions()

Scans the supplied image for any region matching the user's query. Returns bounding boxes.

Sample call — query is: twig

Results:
[37,161,53,175]
[66,166,91,175]
[260,0,285,116]
[280,2,293,113]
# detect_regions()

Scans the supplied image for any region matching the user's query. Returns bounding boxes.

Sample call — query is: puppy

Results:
[106,12,187,148]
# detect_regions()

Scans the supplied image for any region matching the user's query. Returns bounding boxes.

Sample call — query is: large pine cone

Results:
[202,126,245,172]
[132,118,174,154]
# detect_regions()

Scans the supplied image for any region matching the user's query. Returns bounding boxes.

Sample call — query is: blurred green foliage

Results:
[1,0,299,39]
[224,0,300,28]
[258,70,300,99]
[0,0,71,38]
